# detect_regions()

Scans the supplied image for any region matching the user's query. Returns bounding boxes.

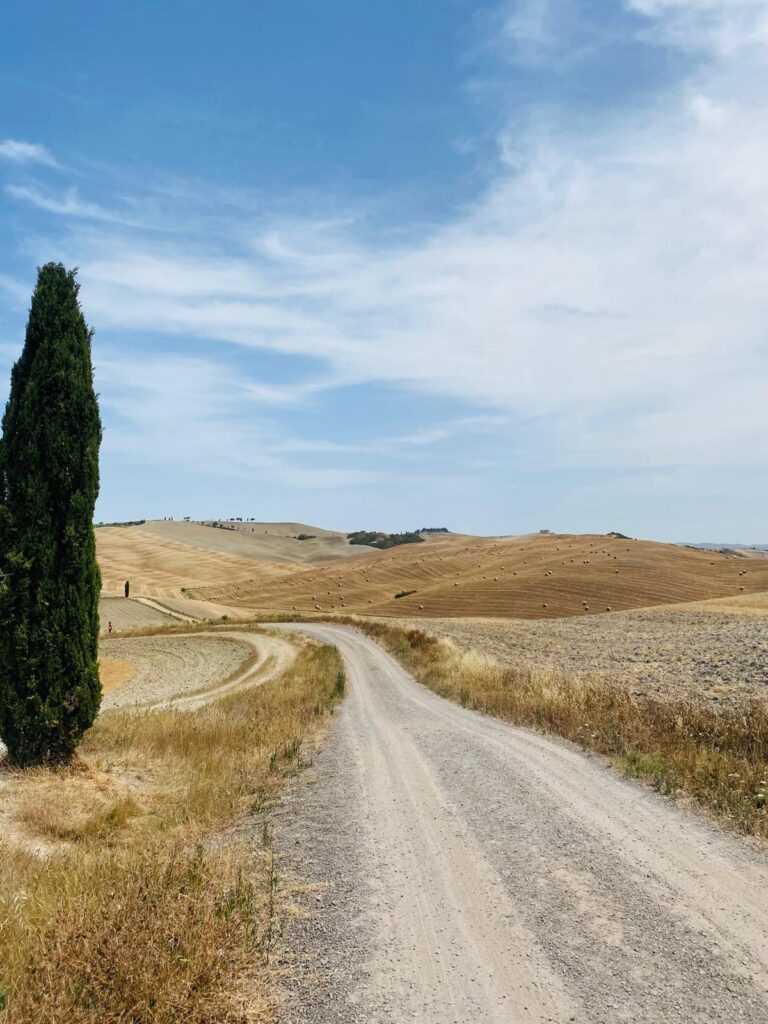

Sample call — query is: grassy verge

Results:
[101,618,256,639]
[0,642,345,1024]
[347,619,768,842]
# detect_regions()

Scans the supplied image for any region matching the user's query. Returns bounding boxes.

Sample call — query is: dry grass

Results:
[15,780,141,842]
[98,656,135,694]
[0,642,345,1023]
[350,619,768,842]
[420,608,768,708]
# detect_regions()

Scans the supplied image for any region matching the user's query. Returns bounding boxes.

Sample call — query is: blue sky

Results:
[1,0,767,539]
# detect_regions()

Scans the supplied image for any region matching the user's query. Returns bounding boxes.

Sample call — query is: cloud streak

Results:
[2,0,767,514]
[0,139,59,168]
[5,184,147,226]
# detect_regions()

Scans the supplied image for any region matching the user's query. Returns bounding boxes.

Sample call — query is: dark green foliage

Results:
[394,590,417,599]
[94,519,145,528]
[347,530,425,549]
[0,264,102,766]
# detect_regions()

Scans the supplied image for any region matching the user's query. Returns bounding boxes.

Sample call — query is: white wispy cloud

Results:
[627,0,768,56]
[96,351,379,488]
[0,139,59,168]
[5,184,145,226]
[0,273,30,304]
[5,0,767,488]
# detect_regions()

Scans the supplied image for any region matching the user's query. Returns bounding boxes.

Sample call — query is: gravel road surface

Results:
[273,624,768,1024]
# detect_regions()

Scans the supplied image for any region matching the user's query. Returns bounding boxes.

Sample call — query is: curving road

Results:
[274,624,768,1024]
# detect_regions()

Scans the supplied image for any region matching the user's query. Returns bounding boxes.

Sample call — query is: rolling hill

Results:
[192,530,768,619]
[98,522,768,618]
[96,519,369,598]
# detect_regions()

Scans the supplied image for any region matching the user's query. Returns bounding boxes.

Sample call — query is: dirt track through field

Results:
[274,624,768,1023]
[101,630,297,710]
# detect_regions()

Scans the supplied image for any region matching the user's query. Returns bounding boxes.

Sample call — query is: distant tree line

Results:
[348,530,425,549]
[94,519,146,528]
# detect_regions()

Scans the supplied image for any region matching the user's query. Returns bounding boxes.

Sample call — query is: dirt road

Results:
[274,624,768,1024]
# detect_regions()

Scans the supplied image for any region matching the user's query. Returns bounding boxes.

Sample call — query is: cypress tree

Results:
[0,263,102,765]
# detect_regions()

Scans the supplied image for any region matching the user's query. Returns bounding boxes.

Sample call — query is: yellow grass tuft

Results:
[98,656,135,693]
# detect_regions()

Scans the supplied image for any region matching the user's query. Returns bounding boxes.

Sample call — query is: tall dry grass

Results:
[0,642,345,1024]
[351,620,768,842]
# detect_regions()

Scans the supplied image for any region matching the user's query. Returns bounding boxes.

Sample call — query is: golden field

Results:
[98,521,768,619]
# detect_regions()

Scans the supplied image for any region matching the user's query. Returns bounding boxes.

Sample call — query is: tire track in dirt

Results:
[101,631,297,710]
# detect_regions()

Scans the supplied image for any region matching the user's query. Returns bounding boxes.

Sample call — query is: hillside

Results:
[96,519,369,598]
[142,520,368,563]
[196,531,768,619]
[98,524,768,618]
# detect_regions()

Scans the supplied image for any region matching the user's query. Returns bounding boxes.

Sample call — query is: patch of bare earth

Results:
[99,657,135,694]
[419,608,768,708]
[99,595,175,632]
[99,634,254,708]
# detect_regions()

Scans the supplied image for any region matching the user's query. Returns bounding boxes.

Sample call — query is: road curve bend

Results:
[273,623,768,1024]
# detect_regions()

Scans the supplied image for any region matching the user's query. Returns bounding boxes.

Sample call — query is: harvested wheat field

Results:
[420,605,768,707]
[97,524,278,598]
[98,628,298,710]
[201,531,768,620]
[99,634,254,708]
[143,519,368,564]
[99,595,176,632]
[96,520,370,599]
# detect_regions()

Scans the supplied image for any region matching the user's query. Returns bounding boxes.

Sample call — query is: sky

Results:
[0,0,767,540]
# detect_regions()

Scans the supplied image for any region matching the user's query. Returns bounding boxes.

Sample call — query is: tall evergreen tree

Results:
[0,264,102,765]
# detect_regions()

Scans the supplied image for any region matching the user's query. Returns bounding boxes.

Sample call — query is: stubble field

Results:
[419,604,768,707]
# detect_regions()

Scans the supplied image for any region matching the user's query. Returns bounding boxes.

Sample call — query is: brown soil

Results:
[420,607,768,707]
